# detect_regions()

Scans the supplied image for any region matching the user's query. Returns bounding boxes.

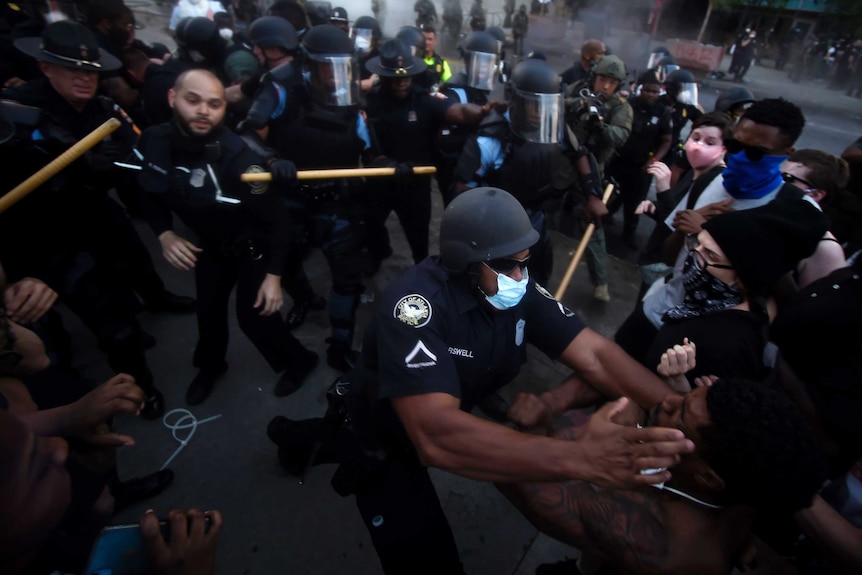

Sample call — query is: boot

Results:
[186,362,228,406]
[273,351,319,397]
[326,338,359,372]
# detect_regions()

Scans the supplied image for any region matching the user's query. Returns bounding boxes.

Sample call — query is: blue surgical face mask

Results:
[484,267,529,310]
[722,151,786,200]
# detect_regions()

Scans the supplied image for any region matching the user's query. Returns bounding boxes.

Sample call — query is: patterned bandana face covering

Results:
[664,251,743,321]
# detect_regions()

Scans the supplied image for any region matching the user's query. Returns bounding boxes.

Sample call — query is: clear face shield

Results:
[646,51,668,70]
[510,89,563,144]
[352,28,373,56]
[657,63,679,83]
[466,51,497,91]
[677,82,699,106]
[308,55,357,106]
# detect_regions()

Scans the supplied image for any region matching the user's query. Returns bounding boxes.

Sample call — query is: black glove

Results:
[269,158,297,183]
[86,140,128,174]
[391,161,414,183]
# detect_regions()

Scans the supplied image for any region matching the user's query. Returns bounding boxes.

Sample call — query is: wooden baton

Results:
[0,117,122,214]
[240,165,437,182]
[554,183,615,300]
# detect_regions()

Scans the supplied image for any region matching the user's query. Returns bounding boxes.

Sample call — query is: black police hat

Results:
[331,7,348,22]
[364,39,427,78]
[15,20,120,72]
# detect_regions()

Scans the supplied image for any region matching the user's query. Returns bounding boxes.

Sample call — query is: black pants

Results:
[281,196,365,344]
[366,176,433,264]
[355,455,466,575]
[193,243,309,373]
[607,158,650,239]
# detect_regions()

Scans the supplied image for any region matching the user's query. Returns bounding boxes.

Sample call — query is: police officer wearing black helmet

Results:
[267,186,694,575]
[661,67,702,186]
[224,15,300,107]
[135,69,317,405]
[435,30,498,205]
[454,57,571,287]
[353,15,383,91]
[174,16,229,79]
[363,38,498,272]
[714,85,754,124]
[265,24,386,371]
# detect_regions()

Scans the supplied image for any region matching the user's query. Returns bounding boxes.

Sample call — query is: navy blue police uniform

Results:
[344,256,585,574]
[137,122,315,375]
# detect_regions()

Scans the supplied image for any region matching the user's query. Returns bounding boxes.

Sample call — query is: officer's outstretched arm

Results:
[557,327,674,409]
[391,392,691,488]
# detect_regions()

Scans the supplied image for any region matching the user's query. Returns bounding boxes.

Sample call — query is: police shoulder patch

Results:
[245,165,268,194]
[394,294,433,328]
[535,283,556,301]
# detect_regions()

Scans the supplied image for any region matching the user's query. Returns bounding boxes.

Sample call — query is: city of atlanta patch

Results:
[394,294,432,328]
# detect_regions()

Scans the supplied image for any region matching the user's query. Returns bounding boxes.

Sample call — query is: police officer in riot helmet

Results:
[353,15,383,91]
[363,38,496,272]
[267,186,694,575]
[714,86,754,124]
[267,24,381,371]
[563,54,632,302]
[225,16,300,123]
[454,58,569,288]
[435,30,498,204]
[175,16,228,77]
[661,68,703,183]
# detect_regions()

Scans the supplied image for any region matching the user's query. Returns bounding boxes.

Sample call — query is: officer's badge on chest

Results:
[189,168,207,188]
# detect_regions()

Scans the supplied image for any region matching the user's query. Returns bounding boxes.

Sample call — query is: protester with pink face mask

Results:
[628,112,732,298]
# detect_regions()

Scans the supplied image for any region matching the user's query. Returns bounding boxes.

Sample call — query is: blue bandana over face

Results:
[722,151,786,200]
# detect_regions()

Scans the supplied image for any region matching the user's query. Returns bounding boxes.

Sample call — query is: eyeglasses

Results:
[723,138,771,162]
[484,255,530,275]
[685,235,734,271]
[782,172,819,195]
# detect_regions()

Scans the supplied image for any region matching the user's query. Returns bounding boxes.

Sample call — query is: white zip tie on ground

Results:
[160,409,222,470]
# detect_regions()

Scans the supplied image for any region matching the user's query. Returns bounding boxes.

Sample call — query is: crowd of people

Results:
[0,1,861,574]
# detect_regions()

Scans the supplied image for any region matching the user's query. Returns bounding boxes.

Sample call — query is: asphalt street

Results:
[55,2,862,574]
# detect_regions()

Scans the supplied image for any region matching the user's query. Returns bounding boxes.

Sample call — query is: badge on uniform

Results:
[394,294,432,328]
[245,165,269,194]
[408,110,417,123]
[650,116,658,124]
[515,318,525,346]
[189,168,207,188]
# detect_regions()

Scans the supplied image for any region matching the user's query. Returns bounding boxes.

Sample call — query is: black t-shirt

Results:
[646,309,768,383]
[364,83,453,163]
[358,257,585,444]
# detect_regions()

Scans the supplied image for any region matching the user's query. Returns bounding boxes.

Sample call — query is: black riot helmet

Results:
[665,68,698,106]
[395,26,426,57]
[305,1,334,26]
[249,15,299,52]
[352,15,381,56]
[440,187,539,273]
[646,45,670,70]
[175,17,226,65]
[655,54,679,82]
[485,26,506,52]
[509,58,563,143]
[714,86,755,118]
[302,24,357,106]
[461,31,499,91]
